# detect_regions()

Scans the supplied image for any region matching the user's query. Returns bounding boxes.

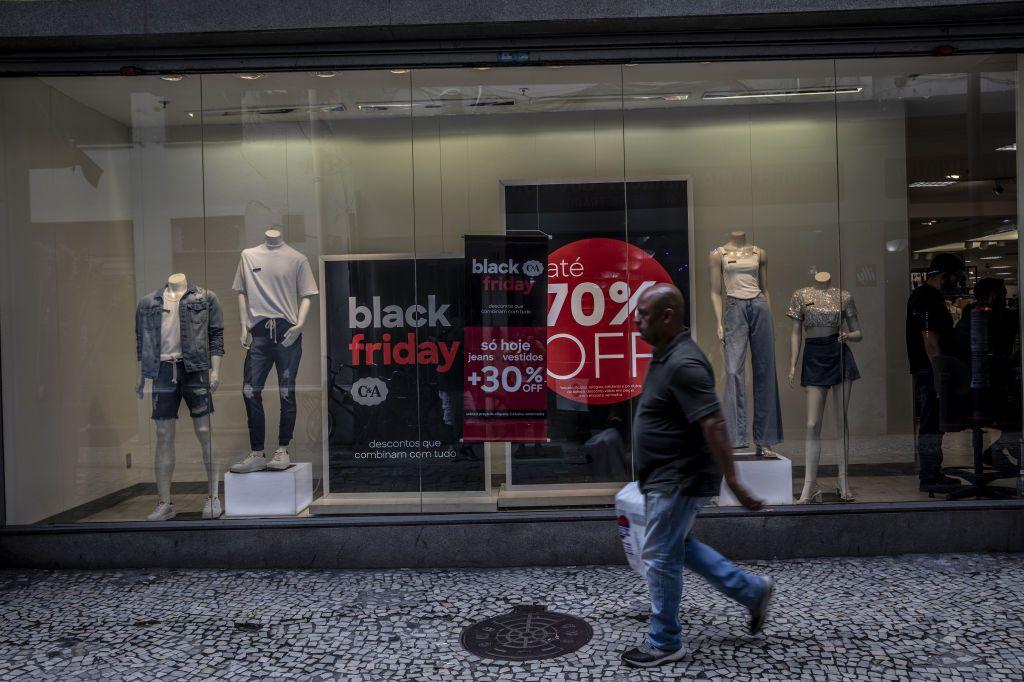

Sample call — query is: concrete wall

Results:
[1,504,1021,569]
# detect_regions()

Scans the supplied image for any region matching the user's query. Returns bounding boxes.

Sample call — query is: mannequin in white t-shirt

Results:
[135,273,223,521]
[230,228,319,474]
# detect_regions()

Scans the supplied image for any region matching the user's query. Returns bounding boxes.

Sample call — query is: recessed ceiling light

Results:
[160,74,184,82]
[946,174,961,180]
[474,67,492,71]
[922,220,937,225]
[996,143,1016,152]
[390,69,410,75]
[980,255,1003,260]
[909,181,958,188]
[990,265,1012,269]
[547,65,563,69]
[239,73,263,80]
[187,112,195,118]
[702,86,863,100]
[314,71,337,78]
[624,63,639,68]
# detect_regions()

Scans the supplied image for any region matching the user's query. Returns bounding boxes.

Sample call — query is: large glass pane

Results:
[837,55,1020,502]
[411,65,629,504]
[624,60,842,505]
[0,75,207,523]
[199,70,419,513]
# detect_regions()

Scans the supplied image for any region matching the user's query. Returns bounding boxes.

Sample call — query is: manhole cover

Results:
[460,605,592,661]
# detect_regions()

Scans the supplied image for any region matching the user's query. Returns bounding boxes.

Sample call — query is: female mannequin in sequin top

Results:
[787,271,863,503]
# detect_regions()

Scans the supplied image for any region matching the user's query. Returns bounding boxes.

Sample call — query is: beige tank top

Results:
[717,245,762,299]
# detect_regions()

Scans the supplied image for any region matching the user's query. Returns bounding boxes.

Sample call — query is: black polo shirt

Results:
[633,331,722,495]
[906,283,954,373]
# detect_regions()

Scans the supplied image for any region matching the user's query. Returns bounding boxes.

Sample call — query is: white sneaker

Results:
[230,451,267,473]
[267,448,291,471]
[146,501,175,522]
[202,497,223,519]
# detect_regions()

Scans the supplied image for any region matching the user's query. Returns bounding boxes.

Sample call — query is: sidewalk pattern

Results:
[0,553,1022,680]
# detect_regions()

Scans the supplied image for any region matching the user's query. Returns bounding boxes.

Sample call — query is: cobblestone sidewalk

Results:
[0,553,1021,681]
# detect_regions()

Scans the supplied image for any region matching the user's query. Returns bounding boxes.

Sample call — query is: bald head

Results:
[635,283,687,348]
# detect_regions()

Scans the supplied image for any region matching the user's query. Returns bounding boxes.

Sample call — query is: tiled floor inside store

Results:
[0,554,1021,680]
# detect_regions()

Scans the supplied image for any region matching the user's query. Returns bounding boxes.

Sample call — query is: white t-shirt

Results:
[160,292,183,361]
[232,242,319,329]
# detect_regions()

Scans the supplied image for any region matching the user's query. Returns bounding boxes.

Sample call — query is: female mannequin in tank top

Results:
[709,231,784,456]
[786,271,862,503]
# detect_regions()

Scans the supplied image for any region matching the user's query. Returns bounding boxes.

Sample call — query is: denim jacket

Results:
[136,283,225,379]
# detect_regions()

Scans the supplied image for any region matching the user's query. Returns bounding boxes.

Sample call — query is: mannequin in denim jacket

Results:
[136,273,223,520]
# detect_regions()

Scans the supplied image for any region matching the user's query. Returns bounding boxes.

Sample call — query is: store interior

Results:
[0,55,1018,524]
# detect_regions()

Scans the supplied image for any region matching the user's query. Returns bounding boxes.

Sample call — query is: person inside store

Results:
[952,277,1022,474]
[906,253,968,493]
[621,282,774,669]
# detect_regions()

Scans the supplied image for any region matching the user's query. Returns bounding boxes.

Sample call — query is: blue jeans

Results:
[912,368,944,483]
[643,488,766,652]
[243,319,302,452]
[723,295,783,448]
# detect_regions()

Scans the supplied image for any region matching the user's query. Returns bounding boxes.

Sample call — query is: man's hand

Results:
[727,479,766,511]
[699,410,767,512]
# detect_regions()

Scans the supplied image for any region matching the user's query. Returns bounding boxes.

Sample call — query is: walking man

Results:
[622,283,774,668]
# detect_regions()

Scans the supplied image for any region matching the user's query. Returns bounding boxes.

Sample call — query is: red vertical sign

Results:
[463,235,549,442]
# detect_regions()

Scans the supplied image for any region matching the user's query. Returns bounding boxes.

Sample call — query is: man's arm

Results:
[922,330,942,362]
[698,409,765,511]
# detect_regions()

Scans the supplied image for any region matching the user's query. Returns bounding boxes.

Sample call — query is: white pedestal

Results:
[718,454,793,506]
[225,462,314,517]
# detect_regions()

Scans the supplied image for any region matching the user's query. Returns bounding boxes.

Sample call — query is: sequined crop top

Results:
[786,287,858,329]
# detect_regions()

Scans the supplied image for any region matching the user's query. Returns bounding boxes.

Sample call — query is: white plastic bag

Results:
[615,482,647,578]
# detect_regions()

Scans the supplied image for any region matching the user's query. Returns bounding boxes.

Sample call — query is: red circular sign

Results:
[546,238,673,405]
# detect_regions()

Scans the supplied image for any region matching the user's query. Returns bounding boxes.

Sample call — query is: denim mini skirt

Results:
[801,334,861,387]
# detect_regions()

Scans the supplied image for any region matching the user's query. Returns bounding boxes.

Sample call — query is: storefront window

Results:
[0,55,1018,525]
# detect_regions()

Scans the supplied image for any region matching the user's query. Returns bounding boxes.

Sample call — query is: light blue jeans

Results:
[723,294,784,448]
[642,488,766,652]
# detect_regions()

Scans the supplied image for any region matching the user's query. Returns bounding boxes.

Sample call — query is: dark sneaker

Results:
[621,641,687,668]
[749,576,774,635]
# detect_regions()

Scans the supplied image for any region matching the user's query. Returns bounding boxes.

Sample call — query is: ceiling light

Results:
[359,101,432,111]
[357,98,514,112]
[187,112,195,118]
[624,63,639,68]
[201,103,347,117]
[979,255,1003,260]
[922,220,937,225]
[160,74,184,82]
[474,67,492,71]
[990,265,1012,269]
[702,86,863,100]
[996,143,1016,152]
[389,69,410,75]
[239,73,263,80]
[910,181,957,188]
[915,242,967,254]
[946,173,961,180]
[314,71,337,78]
[547,65,564,69]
